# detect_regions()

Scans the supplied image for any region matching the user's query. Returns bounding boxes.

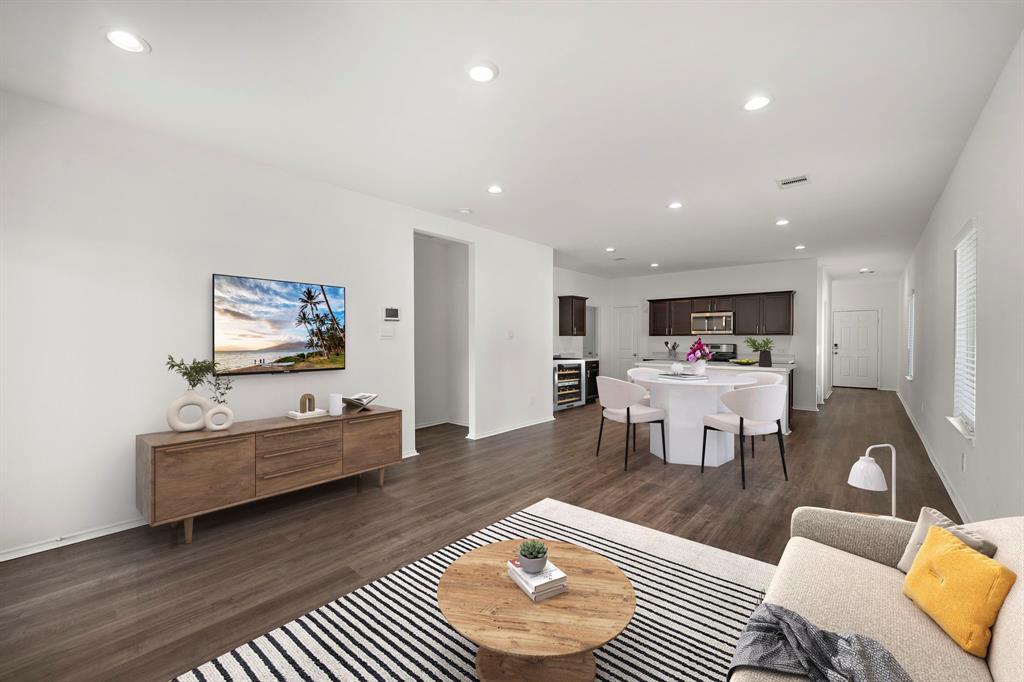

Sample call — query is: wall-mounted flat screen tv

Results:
[213,274,345,375]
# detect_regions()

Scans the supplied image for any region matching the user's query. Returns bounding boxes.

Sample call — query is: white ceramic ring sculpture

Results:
[204,403,234,431]
[167,390,214,432]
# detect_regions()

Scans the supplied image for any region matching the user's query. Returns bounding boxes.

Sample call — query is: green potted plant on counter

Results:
[745,337,775,367]
[518,539,549,574]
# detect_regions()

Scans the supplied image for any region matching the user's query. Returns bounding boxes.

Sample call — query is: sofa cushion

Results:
[965,517,1024,682]
[897,507,997,573]
[731,537,992,682]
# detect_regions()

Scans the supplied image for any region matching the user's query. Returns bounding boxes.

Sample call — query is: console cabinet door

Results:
[343,414,401,473]
[733,294,762,335]
[154,436,255,522]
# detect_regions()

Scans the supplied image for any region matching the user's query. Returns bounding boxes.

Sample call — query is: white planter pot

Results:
[204,403,234,431]
[691,359,708,375]
[167,390,213,432]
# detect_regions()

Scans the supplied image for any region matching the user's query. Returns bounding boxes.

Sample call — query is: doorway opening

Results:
[414,233,470,435]
[583,305,599,358]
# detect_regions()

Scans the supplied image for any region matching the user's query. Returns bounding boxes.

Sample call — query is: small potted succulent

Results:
[745,337,776,367]
[518,539,549,574]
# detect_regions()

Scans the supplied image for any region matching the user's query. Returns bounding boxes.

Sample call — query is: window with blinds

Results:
[906,290,915,380]
[953,226,977,434]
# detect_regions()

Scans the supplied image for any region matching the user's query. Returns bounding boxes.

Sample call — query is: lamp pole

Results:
[866,443,896,517]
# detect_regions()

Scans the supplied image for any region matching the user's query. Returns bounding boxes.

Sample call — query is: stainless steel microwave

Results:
[690,311,734,335]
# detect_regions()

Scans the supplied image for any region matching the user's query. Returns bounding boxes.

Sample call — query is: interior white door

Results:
[832,310,879,388]
[612,306,639,379]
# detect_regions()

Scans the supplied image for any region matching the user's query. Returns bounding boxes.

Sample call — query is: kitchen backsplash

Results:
[646,335,798,362]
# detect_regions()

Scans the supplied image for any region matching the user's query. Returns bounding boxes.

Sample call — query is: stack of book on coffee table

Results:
[507,558,567,602]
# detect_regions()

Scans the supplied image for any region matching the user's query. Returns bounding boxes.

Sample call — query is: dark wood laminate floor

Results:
[0,388,957,681]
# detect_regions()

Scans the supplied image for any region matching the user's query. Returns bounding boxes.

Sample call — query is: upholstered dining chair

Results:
[596,376,667,471]
[701,384,788,489]
[733,372,784,450]
[626,367,662,406]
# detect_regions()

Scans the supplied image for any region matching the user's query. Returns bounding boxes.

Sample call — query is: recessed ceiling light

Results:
[744,95,771,111]
[859,268,875,274]
[468,61,498,83]
[605,247,616,253]
[775,218,790,226]
[456,208,473,215]
[667,201,683,209]
[794,244,806,251]
[650,263,660,268]
[106,29,150,53]
[487,184,503,194]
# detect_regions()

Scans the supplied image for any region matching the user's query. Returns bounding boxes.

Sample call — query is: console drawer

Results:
[255,422,341,454]
[154,436,255,522]
[256,456,342,496]
[257,441,341,477]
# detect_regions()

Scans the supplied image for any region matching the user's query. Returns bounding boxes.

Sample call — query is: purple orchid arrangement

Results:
[686,337,713,363]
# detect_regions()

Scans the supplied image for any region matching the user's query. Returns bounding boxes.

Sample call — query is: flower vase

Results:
[204,403,234,431]
[167,390,214,432]
[692,359,708,375]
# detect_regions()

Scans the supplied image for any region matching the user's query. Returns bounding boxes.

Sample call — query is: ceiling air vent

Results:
[776,174,809,189]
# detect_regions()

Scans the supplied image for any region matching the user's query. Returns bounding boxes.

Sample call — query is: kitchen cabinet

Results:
[648,290,795,336]
[558,295,588,336]
[733,294,762,335]
[649,300,670,336]
[668,299,692,335]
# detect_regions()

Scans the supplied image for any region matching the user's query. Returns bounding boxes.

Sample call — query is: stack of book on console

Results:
[507,558,567,602]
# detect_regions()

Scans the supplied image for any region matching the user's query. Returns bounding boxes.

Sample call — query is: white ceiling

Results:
[2,1,1022,279]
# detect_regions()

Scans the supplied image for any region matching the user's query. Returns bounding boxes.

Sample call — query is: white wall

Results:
[414,234,469,428]
[832,278,901,391]
[898,32,1024,522]
[0,91,553,558]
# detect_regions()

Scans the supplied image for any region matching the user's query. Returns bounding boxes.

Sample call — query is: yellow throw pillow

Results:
[903,525,1017,657]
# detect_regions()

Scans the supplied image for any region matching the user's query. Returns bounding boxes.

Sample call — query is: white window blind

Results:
[953,227,977,433]
[906,290,915,379]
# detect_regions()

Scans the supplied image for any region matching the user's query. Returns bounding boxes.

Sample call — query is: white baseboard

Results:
[402,449,420,458]
[415,419,470,429]
[0,517,146,563]
[467,416,555,440]
[896,391,972,523]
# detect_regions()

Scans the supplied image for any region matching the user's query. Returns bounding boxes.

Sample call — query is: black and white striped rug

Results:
[175,499,774,682]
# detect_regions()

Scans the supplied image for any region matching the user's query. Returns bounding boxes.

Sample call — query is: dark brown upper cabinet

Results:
[761,292,794,335]
[649,300,670,336]
[668,299,692,336]
[648,290,794,336]
[558,295,588,336]
[732,294,762,335]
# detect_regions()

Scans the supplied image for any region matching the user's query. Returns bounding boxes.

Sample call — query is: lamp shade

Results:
[848,455,888,492]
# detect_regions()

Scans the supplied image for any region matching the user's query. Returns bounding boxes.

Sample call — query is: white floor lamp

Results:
[847,443,896,517]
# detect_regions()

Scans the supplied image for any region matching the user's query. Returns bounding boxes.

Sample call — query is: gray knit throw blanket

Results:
[729,603,912,682]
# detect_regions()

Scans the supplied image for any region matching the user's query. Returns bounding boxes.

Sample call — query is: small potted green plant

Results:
[518,539,548,574]
[745,337,776,367]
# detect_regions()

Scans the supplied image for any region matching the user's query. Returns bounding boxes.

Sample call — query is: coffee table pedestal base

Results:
[476,647,596,682]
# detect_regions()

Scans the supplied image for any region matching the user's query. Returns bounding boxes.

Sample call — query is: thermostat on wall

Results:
[383,307,400,321]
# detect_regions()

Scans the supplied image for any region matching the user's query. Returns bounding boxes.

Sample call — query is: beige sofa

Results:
[732,508,1023,682]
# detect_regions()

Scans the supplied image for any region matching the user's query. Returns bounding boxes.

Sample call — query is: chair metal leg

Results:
[595,415,604,457]
[776,419,788,481]
[632,422,636,452]
[701,426,709,473]
[751,435,755,459]
[659,421,667,465]
[623,408,631,471]
[739,418,747,489]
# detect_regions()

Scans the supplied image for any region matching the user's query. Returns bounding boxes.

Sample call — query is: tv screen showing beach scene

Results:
[213,274,346,375]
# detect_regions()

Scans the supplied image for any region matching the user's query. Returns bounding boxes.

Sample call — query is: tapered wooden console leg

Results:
[378,468,385,488]
[183,517,194,544]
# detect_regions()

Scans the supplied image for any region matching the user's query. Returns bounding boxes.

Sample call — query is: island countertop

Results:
[638,359,796,372]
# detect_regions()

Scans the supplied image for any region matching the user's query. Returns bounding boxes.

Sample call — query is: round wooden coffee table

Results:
[437,540,636,681]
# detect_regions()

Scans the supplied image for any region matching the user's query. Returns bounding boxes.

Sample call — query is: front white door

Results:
[612,306,639,379]
[832,310,879,388]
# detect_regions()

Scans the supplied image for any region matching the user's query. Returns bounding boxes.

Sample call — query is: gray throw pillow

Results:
[896,507,997,573]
